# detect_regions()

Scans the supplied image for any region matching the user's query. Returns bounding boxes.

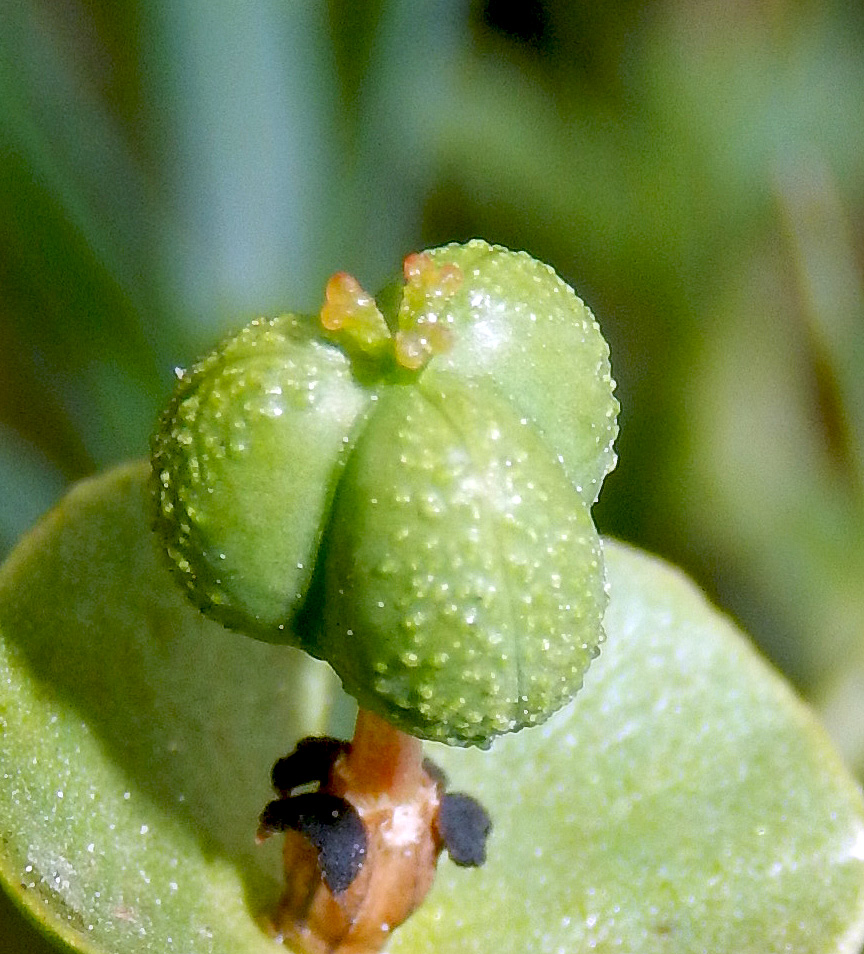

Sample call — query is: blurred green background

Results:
[2,0,864,770]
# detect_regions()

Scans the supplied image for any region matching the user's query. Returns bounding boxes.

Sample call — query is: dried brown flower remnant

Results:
[259,711,491,954]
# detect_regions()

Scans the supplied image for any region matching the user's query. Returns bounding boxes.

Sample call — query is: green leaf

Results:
[2,464,864,954]
[0,462,339,954]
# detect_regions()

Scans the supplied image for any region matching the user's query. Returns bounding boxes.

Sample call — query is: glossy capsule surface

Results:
[152,240,618,745]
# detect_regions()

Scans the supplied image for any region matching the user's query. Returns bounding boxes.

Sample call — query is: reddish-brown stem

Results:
[270,710,441,954]
[339,709,425,801]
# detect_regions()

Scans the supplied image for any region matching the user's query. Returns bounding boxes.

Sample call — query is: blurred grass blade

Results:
[151,0,344,332]
[0,1,158,308]
[325,0,469,283]
[776,158,864,502]
[0,425,65,556]
[0,1,173,467]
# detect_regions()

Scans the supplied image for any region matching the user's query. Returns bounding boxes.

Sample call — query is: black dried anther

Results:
[437,792,492,868]
[259,792,366,894]
[261,743,490,909]
[271,736,348,796]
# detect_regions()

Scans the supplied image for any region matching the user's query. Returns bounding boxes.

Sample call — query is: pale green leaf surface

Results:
[2,464,864,954]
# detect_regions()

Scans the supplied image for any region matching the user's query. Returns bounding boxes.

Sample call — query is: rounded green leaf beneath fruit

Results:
[152,241,619,745]
[2,464,864,954]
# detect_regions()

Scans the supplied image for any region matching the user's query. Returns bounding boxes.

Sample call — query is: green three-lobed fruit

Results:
[152,240,618,745]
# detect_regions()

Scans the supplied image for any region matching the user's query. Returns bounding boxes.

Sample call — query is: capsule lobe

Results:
[421,240,618,505]
[151,314,370,642]
[317,373,606,746]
